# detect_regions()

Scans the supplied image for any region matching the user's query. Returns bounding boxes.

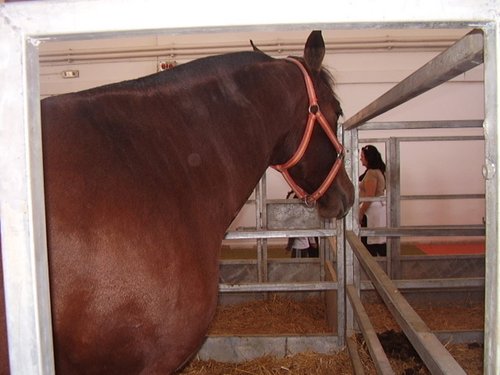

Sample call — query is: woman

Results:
[359,145,387,256]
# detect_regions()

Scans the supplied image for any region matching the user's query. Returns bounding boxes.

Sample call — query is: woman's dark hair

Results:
[359,145,386,181]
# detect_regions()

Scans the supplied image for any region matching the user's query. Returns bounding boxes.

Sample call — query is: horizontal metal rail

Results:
[360,225,485,237]
[347,285,395,375]
[343,29,484,130]
[219,281,338,293]
[360,194,484,202]
[393,135,484,142]
[401,193,484,200]
[361,277,485,291]
[224,228,337,240]
[346,230,466,374]
[218,277,484,294]
[358,120,483,130]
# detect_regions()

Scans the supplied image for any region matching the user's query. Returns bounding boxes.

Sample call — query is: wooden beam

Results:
[346,230,466,375]
[343,29,484,130]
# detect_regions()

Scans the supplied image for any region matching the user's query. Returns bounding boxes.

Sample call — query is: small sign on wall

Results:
[158,61,177,71]
[61,70,79,79]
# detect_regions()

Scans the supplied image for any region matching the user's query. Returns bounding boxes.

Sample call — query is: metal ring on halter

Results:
[308,104,319,114]
[303,196,316,207]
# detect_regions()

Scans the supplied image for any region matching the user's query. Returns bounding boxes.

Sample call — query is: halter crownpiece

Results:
[272,57,345,205]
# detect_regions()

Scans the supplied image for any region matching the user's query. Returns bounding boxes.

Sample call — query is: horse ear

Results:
[303,30,325,73]
[250,40,266,54]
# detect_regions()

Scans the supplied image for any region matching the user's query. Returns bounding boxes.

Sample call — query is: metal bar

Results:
[219,281,338,293]
[482,20,500,375]
[393,135,484,142]
[334,219,346,344]
[360,135,484,144]
[360,277,485,291]
[0,25,56,375]
[346,231,466,375]
[401,194,485,200]
[347,285,395,375]
[360,225,485,237]
[344,127,359,340]
[343,29,484,130]
[256,177,264,282]
[346,335,366,375]
[225,229,337,239]
[359,120,484,130]
[388,138,401,279]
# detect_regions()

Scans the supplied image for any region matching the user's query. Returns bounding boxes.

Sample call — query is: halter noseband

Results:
[272,57,345,205]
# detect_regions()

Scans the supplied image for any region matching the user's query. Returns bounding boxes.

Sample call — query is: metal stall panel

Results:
[483,19,500,375]
[341,16,497,375]
[0,24,54,375]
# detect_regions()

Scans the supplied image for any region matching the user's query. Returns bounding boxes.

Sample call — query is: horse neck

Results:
[152,58,306,232]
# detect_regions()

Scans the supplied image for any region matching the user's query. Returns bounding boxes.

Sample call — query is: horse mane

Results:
[54,50,343,122]
[76,51,274,97]
[320,67,343,118]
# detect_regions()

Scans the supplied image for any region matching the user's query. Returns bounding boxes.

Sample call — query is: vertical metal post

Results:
[255,177,262,282]
[0,34,55,374]
[342,126,359,345]
[483,21,499,375]
[319,219,326,281]
[387,138,401,279]
[257,174,270,283]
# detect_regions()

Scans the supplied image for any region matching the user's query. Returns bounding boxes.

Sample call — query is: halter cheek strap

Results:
[271,57,345,204]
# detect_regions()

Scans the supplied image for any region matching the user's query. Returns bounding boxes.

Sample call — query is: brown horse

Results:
[0,30,353,374]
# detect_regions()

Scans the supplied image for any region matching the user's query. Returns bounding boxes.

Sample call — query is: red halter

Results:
[272,57,345,205]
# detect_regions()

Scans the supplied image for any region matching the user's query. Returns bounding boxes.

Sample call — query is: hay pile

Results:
[180,351,353,374]
[180,344,483,375]
[208,295,331,334]
[177,296,484,374]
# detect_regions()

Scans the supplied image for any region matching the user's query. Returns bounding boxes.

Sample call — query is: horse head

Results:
[272,31,355,219]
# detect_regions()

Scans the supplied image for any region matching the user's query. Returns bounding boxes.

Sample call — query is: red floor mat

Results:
[417,243,485,255]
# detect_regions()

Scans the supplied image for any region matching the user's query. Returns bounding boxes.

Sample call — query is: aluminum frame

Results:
[344,18,498,375]
[0,1,498,374]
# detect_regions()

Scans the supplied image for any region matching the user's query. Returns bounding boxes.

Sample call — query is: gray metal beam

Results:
[225,229,337,239]
[343,29,484,130]
[347,285,395,375]
[482,19,500,375]
[360,225,485,237]
[361,277,485,291]
[219,281,338,293]
[346,230,466,375]
[359,120,483,130]
[346,336,367,375]
[0,19,55,375]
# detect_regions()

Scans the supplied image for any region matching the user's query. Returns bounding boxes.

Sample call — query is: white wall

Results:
[39,28,485,242]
